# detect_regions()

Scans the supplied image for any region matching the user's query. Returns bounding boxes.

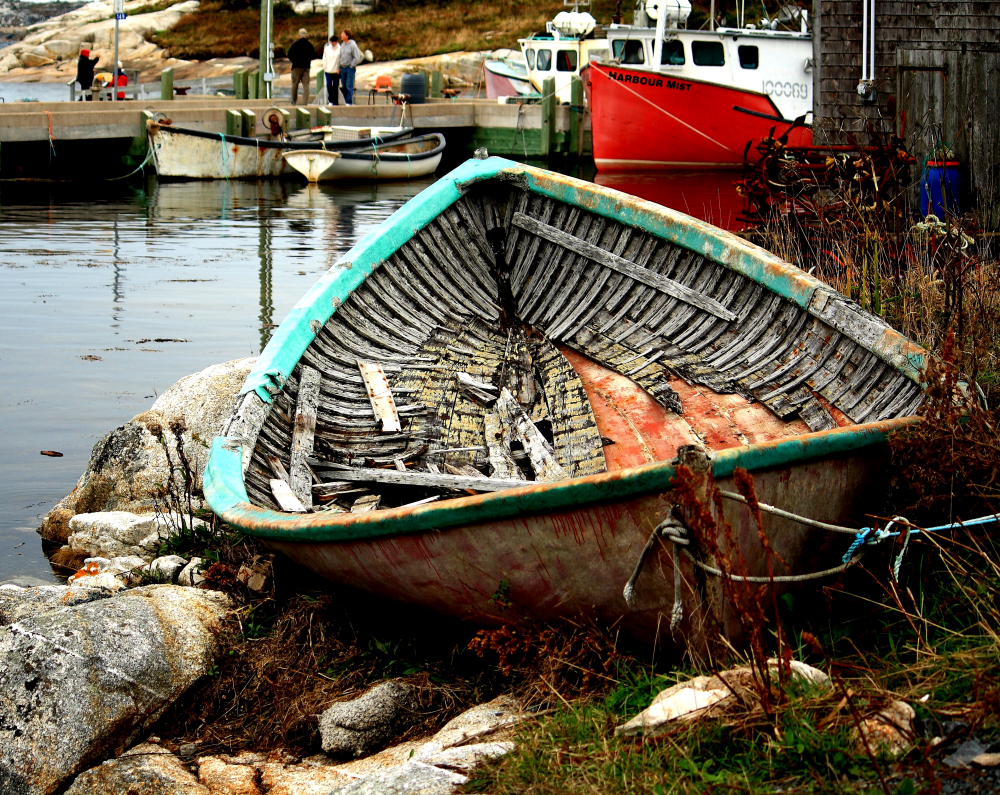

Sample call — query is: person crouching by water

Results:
[75,48,99,100]
[288,28,316,106]
[322,34,341,105]
[338,30,363,105]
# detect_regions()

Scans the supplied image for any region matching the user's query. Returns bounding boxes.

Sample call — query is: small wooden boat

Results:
[147,121,414,180]
[281,133,447,183]
[205,157,926,649]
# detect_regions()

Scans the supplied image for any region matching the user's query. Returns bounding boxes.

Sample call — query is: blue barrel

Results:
[400,72,427,104]
[920,160,962,217]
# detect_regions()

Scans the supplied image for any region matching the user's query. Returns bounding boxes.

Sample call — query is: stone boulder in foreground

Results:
[0,584,231,795]
[39,357,254,545]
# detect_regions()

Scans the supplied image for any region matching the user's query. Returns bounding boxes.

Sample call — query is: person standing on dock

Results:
[322,34,341,105]
[288,28,316,106]
[338,30,363,105]
[75,48,99,100]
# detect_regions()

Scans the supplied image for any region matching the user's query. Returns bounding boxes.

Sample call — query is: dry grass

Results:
[152,0,621,62]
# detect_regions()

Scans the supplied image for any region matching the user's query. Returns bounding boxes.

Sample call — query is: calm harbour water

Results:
[0,131,745,583]
[0,176,436,583]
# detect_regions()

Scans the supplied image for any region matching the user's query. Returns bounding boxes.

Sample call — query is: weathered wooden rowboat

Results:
[147,121,414,180]
[281,133,447,183]
[204,157,927,648]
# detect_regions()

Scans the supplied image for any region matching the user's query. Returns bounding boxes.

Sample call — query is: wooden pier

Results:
[0,79,591,179]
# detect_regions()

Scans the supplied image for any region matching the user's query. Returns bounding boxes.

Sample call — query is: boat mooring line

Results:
[718,489,858,535]
[626,502,1000,612]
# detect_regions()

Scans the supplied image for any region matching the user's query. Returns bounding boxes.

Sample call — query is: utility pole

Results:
[113,0,125,101]
[259,0,274,99]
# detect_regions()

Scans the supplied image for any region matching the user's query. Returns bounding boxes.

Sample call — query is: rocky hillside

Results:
[0,0,83,29]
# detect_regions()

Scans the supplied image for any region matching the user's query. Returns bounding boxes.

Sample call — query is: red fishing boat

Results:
[589,0,814,170]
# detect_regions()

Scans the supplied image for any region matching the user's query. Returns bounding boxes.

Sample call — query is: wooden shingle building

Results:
[812,0,999,217]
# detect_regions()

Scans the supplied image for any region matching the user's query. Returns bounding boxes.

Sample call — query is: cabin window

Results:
[536,48,552,71]
[738,45,759,69]
[556,49,578,72]
[660,39,685,65]
[692,40,725,66]
[613,39,646,65]
[525,48,536,69]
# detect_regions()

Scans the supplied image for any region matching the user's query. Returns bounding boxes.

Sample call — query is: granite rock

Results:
[0,585,231,795]
[319,679,422,758]
[39,358,254,544]
[63,743,208,795]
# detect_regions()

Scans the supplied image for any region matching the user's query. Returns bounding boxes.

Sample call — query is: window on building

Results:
[613,39,646,65]
[692,40,725,66]
[536,48,552,71]
[556,49,578,71]
[525,48,536,69]
[660,39,685,65]
[738,45,759,69]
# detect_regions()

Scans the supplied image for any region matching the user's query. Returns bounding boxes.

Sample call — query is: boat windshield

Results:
[661,39,685,64]
[556,50,578,71]
[612,39,645,64]
[692,40,725,66]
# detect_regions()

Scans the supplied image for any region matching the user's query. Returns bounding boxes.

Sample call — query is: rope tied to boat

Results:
[622,491,1000,611]
[105,146,154,181]
[219,133,230,179]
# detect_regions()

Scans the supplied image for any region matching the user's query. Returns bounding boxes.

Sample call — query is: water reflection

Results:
[594,170,746,231]
[0,176,429,582]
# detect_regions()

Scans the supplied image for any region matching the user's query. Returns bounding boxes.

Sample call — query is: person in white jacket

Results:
[322,35,341,105]
[338,30,364,105]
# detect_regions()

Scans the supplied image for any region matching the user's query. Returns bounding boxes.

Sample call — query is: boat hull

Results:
[282,134,445,182]
[150,125,291,179]
[147,123,416,180]
[483,60,533,99]
[587,62,814,170]
[255,436,894,642]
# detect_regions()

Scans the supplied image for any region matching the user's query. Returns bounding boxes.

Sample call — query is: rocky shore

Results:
[0,0,488,94]
[0,358,525,795]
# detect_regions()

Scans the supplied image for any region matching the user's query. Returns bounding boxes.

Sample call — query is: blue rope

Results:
[842,513,1000,564]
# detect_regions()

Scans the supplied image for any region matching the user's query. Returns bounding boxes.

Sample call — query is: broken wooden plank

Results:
[314,465,531,493]
[289,365,321,507]
[270,478,308,513]
[443,462,487,478]
[511,211,736,321]
[483,412,522,480]
[456,372,498,393]
[357,359,402,432]
[397,495,441,509]
[351,494,381,512]
[495,388,567,482]
[266,454,290,482]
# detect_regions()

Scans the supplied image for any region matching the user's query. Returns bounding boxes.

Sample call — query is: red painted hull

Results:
[587,62,813,171]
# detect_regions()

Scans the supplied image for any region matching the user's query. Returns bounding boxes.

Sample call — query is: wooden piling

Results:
[569,76,583,157]
[240,108,256,137]
[294,107,310,130]
[314,106,332,126]
[429,71,443,99]
[541,76,556,157]
[160,67,174,101]
[234,70,249,100]
[226,109,242,136]
[248,71,259,100]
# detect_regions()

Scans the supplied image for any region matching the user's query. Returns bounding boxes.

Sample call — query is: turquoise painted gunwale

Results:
[206,418,913,542]
[204,156,925,543]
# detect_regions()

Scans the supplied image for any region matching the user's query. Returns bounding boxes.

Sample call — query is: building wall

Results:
[813,1,1000,214]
